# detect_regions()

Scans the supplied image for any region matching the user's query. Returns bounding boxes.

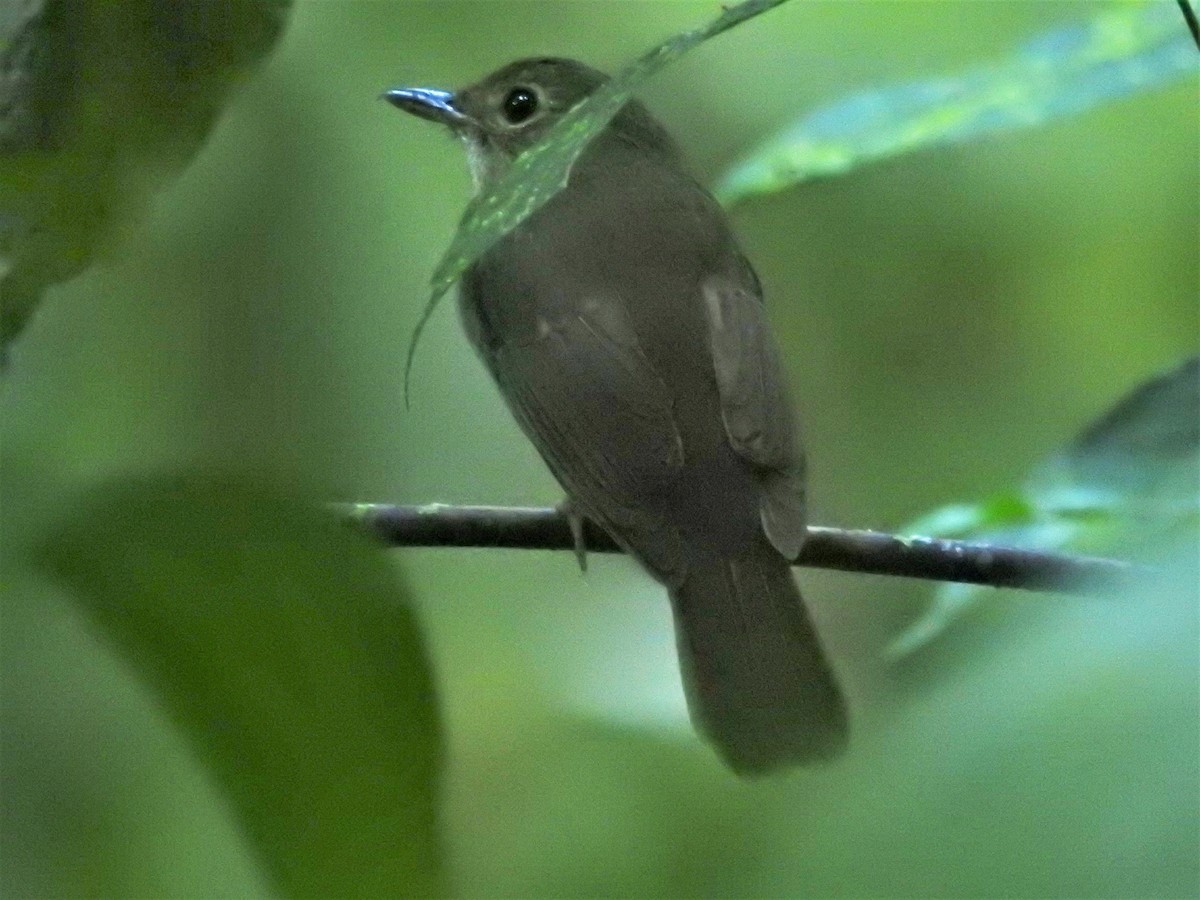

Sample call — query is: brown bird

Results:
[386,58,847,774]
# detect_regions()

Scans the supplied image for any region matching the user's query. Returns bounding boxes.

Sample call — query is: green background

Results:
[3,1,1197,896]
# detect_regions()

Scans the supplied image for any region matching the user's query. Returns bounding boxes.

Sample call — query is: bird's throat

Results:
[461,133,509,195]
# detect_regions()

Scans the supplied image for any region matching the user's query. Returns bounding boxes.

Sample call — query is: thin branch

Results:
[339,503,1147,595]
[1178,0,1200,50]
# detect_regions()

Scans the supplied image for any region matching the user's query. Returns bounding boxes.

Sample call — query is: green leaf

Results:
[1033,355,1200,503]
[35,471,444,898]
[715,2,1197,205]
[404,0,791,403]
[891,356,1200,658]
[902,491,1035,539]
[0,0,292,346]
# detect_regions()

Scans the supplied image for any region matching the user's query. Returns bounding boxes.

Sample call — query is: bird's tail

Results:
[668,540,847,775]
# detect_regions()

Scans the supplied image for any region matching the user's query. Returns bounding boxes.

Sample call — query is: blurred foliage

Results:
[892,354,1199,657]
[1,1,1197,897]
[716,1,1197,204]
[31,472,442,897]
[0,0,291,345]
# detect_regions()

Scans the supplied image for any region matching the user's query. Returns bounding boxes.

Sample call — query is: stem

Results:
[339,503,1145,594]
[1178,0,1200,50]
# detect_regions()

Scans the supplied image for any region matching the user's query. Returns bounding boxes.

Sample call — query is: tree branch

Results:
[339,503,1146,594]
[1178,0,1200,50]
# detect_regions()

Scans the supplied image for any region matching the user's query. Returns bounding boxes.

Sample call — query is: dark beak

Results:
[382,87,469,127]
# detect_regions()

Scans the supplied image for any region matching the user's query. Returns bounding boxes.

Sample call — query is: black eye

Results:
[502,87,538,124]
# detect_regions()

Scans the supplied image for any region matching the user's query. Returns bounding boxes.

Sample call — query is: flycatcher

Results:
[386,58,847,775]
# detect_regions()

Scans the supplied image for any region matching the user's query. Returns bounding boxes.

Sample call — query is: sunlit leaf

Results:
[891,356,1200,657]
[404,0,791,402]
[35,472,444,897]
[715,2,1197,205]
[0,0,292,347]
[902,491,1035,539]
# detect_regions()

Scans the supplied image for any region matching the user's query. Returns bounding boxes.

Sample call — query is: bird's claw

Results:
[558,498,589,574]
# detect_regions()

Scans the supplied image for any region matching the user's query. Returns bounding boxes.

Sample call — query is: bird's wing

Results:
[491,303,690,584]
[702,274,807,560]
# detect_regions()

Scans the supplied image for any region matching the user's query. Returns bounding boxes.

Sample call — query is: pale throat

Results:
[460,133,510,194]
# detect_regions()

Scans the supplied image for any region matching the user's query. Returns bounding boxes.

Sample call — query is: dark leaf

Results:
[0,0,292,346]
[36,471,444,898]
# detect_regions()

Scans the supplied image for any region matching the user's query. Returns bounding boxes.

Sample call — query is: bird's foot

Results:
[557,497,589,574]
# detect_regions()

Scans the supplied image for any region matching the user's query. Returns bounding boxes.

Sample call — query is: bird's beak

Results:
[382,87,469,127]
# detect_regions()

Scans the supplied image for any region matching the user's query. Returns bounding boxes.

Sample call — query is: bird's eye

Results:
[501,87,539,124]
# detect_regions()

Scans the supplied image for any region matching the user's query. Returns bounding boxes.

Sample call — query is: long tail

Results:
[668,540,847,775]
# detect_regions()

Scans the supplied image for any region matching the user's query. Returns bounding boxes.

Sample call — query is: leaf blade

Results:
[891,355,1200,658]
[0,0,292,346]
[403,0,792,402]
[35,471,444,898]
[715,3,1197,205]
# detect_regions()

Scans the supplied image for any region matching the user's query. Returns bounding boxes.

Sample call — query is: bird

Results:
[385,57,847,775]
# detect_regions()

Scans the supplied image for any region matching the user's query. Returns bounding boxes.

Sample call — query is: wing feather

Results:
[703,275,807,560]
[492,306,690,583]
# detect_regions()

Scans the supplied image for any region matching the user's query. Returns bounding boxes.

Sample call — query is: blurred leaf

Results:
[821,550,1199,898]
[0,0,292,346]
[35,471,444,898]
[1033,353,1200,503]
[715,2,1197,205]
[405,0,790,400]
[902,491,1034,538]
[892,355,1200,657]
